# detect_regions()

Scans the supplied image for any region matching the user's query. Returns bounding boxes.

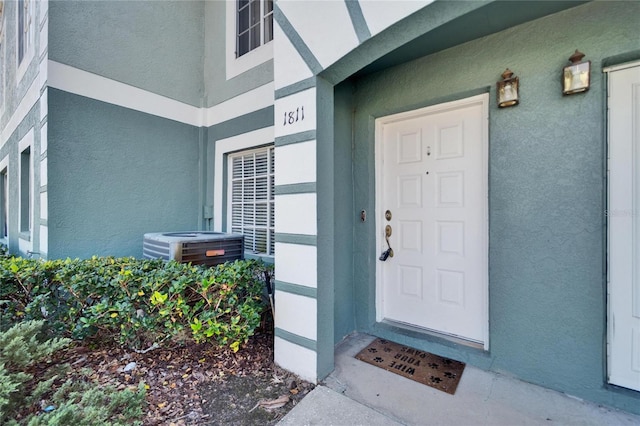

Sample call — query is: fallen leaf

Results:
[255,395,290,411]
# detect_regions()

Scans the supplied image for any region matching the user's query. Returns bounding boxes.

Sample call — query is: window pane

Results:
[255,152,268,174]
[250,0,260,26]
[269,175,274,201]
[269,147,275,173]
[232,157,243,179]
[232,180,242,202]
[243,204,254,225]
[264,16,273,43]
[255,229,267,254]
[232,204,242,227]
[265,0,273,14]
[238,4,250,34]
[20,147,30,233]
[243,155,254,177]
[269,201,274,228]
[244,227,256,251]
[255,203,268,226]
[243,178,255,201]
[256,177,268,200]
[18,0,24,63]
[238,32,249,57]
[269,229,275,256]
[250,26,260,51]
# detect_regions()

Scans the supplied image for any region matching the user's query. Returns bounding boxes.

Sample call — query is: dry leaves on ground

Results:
[50,332,313,425]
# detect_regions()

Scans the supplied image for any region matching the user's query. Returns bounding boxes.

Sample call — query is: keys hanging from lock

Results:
[379,249,391,261]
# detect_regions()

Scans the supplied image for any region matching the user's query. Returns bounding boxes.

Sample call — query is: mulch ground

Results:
[46,330,314,425]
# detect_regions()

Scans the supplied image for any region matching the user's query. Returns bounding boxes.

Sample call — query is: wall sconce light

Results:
[562,50,590,95]
[497,69,519,108]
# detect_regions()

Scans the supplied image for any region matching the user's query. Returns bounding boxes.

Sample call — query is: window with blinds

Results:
[229,146,274,256]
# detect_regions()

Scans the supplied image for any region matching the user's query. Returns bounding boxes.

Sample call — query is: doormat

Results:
[355,338,465,395]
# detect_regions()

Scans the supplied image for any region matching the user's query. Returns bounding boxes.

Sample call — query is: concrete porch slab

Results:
[278,333,640,425]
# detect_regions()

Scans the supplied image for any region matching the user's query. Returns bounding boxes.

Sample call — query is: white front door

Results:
[608,63,640,392]
[376,94,489,346]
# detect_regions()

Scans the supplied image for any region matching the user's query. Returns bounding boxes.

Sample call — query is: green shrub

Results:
[0,320,145,425]
[0,257,270,352]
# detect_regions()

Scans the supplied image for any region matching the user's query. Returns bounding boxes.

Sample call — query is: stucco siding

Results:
[47,89,200,259]
[48,0,205,107]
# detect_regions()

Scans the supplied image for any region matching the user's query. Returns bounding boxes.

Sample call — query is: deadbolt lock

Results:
[385,210,392,221]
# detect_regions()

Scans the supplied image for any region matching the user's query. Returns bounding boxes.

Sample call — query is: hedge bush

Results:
[0,256,270,352]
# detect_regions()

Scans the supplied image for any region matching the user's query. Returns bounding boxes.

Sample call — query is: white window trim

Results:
[0,155,8,246]
[16,0,34,85]
[18,128,33,243]
[227,145,274,257]
[225,0,273,80]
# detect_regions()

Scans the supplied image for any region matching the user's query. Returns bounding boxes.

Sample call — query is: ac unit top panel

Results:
[144,231,245,243]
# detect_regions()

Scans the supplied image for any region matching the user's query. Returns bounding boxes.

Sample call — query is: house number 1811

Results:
[283,106,305,126]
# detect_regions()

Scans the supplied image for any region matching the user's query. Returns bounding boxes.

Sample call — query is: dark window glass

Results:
[20,147,30,233]
[236,0,273,58]
[18,0,24,64]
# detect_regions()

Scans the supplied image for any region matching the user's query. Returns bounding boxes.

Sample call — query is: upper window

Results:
[17,0,31,65]
[236,0,273,58]
[228,146,275,256]
[20,146,31,234]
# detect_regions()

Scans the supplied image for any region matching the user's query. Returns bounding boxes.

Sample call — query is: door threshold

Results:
[379,319,485,351]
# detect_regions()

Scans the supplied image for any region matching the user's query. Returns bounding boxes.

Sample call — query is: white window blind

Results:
[229,146,274,256]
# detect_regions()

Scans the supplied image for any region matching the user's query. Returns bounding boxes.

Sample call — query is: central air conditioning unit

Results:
[143,232,244,266]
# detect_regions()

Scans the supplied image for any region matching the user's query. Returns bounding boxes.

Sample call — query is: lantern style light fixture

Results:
[562,50,590,95]
[497,68,519,108]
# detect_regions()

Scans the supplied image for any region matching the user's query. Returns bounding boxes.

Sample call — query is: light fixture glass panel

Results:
[563,61,590,95]
[497,69,519,108]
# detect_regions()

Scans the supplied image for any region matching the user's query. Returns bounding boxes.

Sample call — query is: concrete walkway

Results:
[279,333,640,425]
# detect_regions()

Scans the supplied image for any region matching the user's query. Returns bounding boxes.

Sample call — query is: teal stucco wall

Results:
[335,1,640,414]
[49,0,205,107]
[332,81,355,345]
[47,90,201,258]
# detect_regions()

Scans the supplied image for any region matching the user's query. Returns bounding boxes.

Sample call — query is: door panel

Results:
[608,64,640,392]
[376,95,488,345]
